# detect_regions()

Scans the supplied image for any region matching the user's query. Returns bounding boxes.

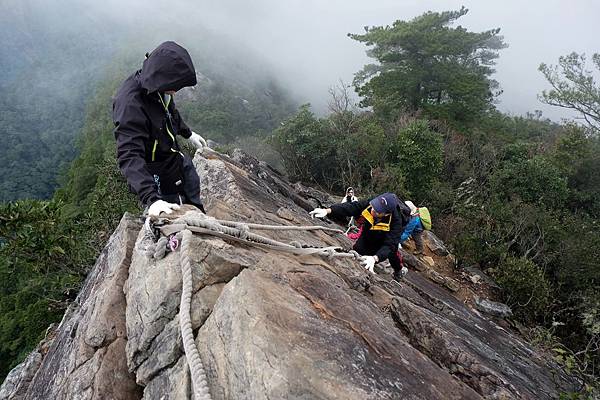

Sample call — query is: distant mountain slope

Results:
[0,0,295,202]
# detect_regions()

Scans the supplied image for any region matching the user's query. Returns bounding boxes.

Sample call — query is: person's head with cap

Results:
[370,193,398,218]
[346,187,354,196]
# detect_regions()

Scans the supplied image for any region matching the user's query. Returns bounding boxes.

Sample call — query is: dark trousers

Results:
[161,156,205,213]
[353,234,403,273]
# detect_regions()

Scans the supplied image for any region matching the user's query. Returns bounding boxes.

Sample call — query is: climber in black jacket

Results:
[113,41,207,217]
[310,193,411,281]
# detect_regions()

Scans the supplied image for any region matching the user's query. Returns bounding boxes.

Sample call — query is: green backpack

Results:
[418,207,432,230]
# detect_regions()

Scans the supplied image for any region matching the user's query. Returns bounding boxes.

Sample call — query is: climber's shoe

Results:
[393,266,408,282]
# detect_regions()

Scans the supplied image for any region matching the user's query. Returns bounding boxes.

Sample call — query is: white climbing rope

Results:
[157,216,360,260]
[179,229,212,400]
[214,219,345,234]
[148,215,361,400]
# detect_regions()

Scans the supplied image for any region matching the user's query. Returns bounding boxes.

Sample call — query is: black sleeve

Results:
[375,211,405,261]
[172,107,192,139]
[113,100,159,206]
[329,199,371,219]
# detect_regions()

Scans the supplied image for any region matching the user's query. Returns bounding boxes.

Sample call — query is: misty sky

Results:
[182,0,599,121]
[8,0,600,121]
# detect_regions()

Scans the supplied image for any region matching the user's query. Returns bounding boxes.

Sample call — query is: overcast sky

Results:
[175,0,598,121]
[8,0,600,121]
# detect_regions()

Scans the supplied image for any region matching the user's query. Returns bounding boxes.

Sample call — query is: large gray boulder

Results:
[1,148,579,400]
[195,267,480,399]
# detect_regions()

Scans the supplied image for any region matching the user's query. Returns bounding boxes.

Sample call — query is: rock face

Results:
[0,352,42,400]
[424,231,450,256]
[1,214,142,400]
[1,148,578,399]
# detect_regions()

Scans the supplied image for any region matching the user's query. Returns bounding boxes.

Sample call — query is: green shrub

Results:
[0,200,79,378]
[388,120,443,199]
[372,163,409,198]
[270,104,334,184]
[492,256,552,322]
[491,156,569,209]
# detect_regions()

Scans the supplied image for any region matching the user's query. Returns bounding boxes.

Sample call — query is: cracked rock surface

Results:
[1,148,578,399]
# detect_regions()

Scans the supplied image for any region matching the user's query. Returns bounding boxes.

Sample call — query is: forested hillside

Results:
[0,1,125,201]
[0,76,140,380]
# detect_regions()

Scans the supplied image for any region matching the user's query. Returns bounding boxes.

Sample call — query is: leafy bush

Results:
[371,163,409,198]
[270,104,333,183]
[491,156,569,209]
[388,120,443,198]
[0,200,80,377]
[491,256,552,322]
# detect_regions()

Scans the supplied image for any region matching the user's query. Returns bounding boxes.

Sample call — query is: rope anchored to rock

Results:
[143,214,361,400]
[153,216,360,260]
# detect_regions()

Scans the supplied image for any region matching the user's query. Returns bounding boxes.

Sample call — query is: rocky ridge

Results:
[0,147,578,399]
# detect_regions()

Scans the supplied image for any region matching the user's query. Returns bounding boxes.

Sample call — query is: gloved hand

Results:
[359,255,377,273]
[189,131,207,151]
[309,208,329,219]
[147,200,180,217]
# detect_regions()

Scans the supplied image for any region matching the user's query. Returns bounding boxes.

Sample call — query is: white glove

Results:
[189,131,207,151]
[309,208,329,219]
[359,256,377,273]
[147,200,180,217]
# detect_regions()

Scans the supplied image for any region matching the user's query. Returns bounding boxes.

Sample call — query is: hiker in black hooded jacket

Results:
[309,193,411,281]
[113,41,207,217]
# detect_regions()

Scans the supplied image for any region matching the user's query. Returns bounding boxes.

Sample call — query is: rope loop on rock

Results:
[153,237,168,260]
[153,216,359,261]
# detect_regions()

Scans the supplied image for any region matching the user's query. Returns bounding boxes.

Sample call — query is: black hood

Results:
[139,41,197,93]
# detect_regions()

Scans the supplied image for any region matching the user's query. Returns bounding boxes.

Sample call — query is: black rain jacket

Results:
[112,41,198,206]
[329,197,410,262]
